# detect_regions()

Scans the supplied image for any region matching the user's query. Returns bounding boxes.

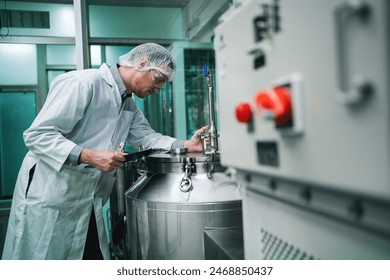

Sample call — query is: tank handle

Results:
[179,163,193,192]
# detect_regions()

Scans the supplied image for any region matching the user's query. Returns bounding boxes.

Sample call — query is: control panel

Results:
[214,0,390,200]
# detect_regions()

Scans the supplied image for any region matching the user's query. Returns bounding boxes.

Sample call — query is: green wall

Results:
[0,92,36,198]
[89,5,185,40]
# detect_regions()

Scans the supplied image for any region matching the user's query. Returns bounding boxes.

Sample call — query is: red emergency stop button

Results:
[255,87,292,126]
[235,102,253,123]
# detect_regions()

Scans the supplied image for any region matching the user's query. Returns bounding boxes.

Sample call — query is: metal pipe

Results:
[204,64,219,153]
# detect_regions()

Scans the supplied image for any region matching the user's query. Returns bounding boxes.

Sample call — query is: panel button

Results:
[235,103,253,123]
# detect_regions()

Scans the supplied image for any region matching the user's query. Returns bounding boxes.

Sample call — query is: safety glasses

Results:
[151,69,168,88]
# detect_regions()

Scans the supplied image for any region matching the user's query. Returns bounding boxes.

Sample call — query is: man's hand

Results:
[184,125,209,153]
[79,148,127,172]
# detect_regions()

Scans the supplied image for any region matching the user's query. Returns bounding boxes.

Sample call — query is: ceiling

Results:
[5,0,191,8]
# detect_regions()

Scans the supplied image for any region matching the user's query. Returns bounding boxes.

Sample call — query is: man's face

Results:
[133,69,168,99]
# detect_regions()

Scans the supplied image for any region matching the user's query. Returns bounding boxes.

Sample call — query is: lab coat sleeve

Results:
[126,99,177,150]
[23,73,92,172]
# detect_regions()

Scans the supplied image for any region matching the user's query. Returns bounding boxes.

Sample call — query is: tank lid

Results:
[124,148,161,162]
[170,147,188,155]
[147,150,219,163]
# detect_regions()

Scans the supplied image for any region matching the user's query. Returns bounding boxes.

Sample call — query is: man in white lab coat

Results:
[2,43,207,260]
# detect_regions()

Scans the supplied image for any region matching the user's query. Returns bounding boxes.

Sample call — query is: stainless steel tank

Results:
[125,149,242,260]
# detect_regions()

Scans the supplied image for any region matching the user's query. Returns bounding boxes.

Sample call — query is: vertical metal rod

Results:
[204,64,218,153]
[207,70,218,150]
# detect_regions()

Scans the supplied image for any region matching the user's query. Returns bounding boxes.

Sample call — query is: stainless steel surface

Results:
[204,227,244,260]
[170,147,188,155]
[146,151,225,174]
[125,150,242,260]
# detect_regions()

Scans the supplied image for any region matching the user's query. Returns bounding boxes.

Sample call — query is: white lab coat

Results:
[2,64,176,259]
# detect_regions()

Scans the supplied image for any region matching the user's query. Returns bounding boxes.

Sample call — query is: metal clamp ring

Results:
[179,178,192,192]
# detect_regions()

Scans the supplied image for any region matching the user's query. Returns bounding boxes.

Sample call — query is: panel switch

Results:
[255,87,292,127]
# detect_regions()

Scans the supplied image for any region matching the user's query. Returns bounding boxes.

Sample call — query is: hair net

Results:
[119,43,176,80]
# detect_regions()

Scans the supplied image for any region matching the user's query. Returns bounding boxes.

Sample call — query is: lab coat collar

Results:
[109,63,132,102]
[99,63,122,107]
[98,63,115,87]
[109,63,127,96]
